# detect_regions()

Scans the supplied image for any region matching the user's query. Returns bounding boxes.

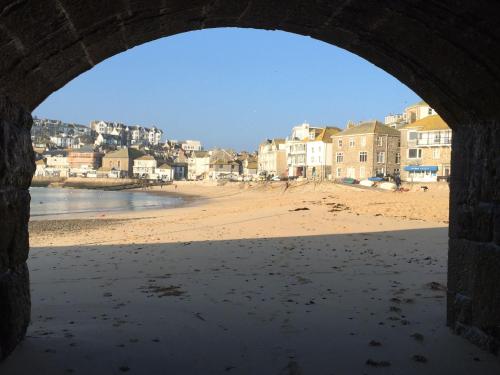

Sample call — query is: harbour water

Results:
[30,187,183,218]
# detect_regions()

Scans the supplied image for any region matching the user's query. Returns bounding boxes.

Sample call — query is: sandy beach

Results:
[2,181,499,374]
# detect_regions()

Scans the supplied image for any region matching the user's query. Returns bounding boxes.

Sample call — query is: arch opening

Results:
[0,0,499,369]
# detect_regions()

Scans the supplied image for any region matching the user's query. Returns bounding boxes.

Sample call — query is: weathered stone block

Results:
[448,122,500,353]
[448,237,500,353]
[0,96,35,190]
[0,190,30,274]
[0,263,30,360]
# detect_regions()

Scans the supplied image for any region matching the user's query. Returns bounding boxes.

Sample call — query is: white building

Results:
[148,127,163,146]
[305,127,339,179]
[132,155,157,179]
[156,163,174,181]
[95,133,122,147]
[257,139,287,178]
[90,120,112,134]
[90,121,163,147]
[404,101,437,124]
[384,113,407,128]
[285,123,339,179]
[34,159,47,176]
[286,123,317,178]
[186,150,210,180]
[182,140,202,151]
[43,150,69,177]
[49,135,73,148]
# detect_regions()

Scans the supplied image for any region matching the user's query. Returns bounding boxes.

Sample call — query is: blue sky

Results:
[34,28,420,151]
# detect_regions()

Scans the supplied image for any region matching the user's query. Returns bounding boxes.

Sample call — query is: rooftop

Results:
[334,121,400,136]
[157,163,172,169]
[401,115,450,131]
[316,127,342,142]
[103,148,144,159]
[135,154,156,161]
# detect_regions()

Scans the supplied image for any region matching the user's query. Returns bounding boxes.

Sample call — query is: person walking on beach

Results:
[395,174,402,191]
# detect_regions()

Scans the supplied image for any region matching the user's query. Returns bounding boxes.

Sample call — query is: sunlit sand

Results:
[2,182,499,374]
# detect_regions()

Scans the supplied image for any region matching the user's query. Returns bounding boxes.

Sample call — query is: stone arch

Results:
[0,0,499,359]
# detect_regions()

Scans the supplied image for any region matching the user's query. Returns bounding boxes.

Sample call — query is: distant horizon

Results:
[33,28,421,151]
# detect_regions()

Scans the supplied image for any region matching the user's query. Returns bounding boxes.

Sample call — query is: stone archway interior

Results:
[0,0,499,358]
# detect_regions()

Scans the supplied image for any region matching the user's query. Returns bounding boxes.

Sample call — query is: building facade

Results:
[399,115,452,182]
[181,140,203,151]
[90,120,163,147]
[257,139,287,178]
[209,160,240,180]
[285,123,320,178]
[68,147,103,174]
[133,155,157,178]
[404,101,437,124]
[186,150,210,180]
[156,164,174,181]
[331,121,400,180]
[101,148,144,177]
[305,127,340,179]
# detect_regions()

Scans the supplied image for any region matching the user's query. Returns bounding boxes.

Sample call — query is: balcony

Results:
[416,138,452,146]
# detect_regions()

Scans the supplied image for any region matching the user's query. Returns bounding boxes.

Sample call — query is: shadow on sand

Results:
[1,228,499,374]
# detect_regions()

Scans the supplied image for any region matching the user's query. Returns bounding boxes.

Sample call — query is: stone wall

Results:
[0,96,34,359]
[0,0,499,361]
[448,122,500,353]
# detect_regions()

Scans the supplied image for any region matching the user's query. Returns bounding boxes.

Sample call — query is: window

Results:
[376,151,385,163]
[338,139,343,147]
[349,138,355,147]
[359,166,365,178]
[377,136,383,146]
[375,167,385,176]
[408,131,418,141]
[311,157,315,163]
[336,152,344,163]
[395,152,401,164]
[359,151,368,162]
[428,107,433,115]
[433,148,441,159]
[336,168,342,177]
[408,148,422,159]
[311,147,315,153]
[360,136,366,147]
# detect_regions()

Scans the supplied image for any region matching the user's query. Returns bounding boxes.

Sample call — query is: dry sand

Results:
[2,181,499,374]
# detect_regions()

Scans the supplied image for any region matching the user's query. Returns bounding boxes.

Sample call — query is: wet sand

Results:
[2,181,499,374]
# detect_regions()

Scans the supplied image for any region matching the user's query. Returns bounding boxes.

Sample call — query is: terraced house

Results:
[399,115,452,182]
[331,121,400,180]
[257,138,287,178]
[305,127,341,179]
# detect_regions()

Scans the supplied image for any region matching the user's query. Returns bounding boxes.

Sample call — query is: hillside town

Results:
[32,100,451,184]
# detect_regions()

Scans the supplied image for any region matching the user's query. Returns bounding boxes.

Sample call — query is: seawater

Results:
[30,187,183,218]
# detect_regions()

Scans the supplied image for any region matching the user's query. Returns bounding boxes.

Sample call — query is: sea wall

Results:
[31,177,141,190]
